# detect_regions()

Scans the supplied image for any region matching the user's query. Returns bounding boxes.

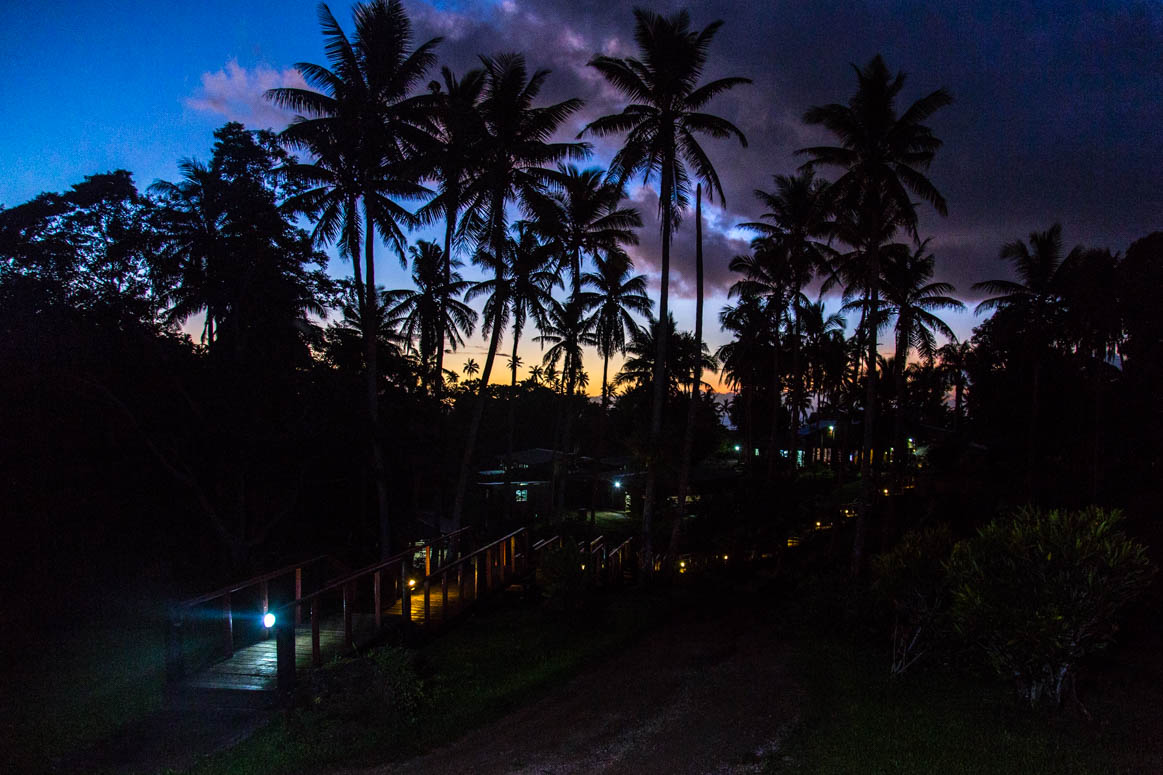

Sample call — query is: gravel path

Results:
[339,586,802,775]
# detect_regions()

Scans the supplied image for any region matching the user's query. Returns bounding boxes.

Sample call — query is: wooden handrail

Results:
[427,527,525,577]
[177,554,331,609]
[271,527,474,616]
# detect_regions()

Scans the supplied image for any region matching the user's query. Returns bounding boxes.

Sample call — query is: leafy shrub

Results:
[305,645,423,725]
[871,524,955,675]
[538,539,591,610]
[946,506,1154,706]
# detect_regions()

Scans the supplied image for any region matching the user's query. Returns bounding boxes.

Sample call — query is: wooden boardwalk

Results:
[182,585,474,693]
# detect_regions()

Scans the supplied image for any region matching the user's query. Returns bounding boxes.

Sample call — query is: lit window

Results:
[515,488,528,503]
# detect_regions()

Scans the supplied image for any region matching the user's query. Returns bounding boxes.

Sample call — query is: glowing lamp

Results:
[263,612,276,629]
[680,561,686,568]
[733,444,741,452]
[613,480,622,489]
[408,578,417,588]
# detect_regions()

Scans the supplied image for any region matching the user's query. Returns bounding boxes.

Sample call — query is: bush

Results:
[871,524,955,675]
[305,645,423,725]
[538,539,591,610]
[946,506,1154,706]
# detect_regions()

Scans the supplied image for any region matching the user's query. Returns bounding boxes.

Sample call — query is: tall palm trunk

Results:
[670,185,703,559]
[641,159,674,570]
[505,330,520,524]
[853,244,880,577]
[364,200,391,559]
[791,306,803,467]
[451,203,507,530]
[589,349,612,523]
[767,319,783,480]
[893,317,909,486]
[436,197,458,397]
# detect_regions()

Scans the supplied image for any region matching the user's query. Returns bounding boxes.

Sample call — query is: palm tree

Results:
[150,159,229,347]
[583,249,653,520]
[536,164,642,297]
[415,66,485,396]
[384,239,477,389]
[728,244,794,476]
[582,8,749,562]
[266,0,439,557]
[937,339,971,433]
[536,296,599,517]
[878,239,963,476]
[449,53,587,528]
[672,184,706,557]
[740,170,831,458]
[798,54,951,573]
[461,357,479,377]
[973,223,1079,495]
[717,295,769,467]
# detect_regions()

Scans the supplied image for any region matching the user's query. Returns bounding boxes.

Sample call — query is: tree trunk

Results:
[365,200,391,559]
[589,350,611,524]
[436,199,457,398]
[791,300,803,468]
[641,160,674,572]
[504,330,520,525]
[670,185,703,559]
[893,318,909,487]
[767,320,783,480]
[853,244,880,577]
[451,199,507,530]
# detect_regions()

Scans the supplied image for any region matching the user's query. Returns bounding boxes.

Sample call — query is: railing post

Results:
[311,597,322,668]
[276,620,296,694]
[441,571,449,626]
[425,544,432,576]
[458,563,466,611]
[164,608,184,684]
[401,555,412,636]
[260,580,270,639]
[295,567,303,626]
[373,570,382,630]
[221,593,234,658]
[343,582,353,648]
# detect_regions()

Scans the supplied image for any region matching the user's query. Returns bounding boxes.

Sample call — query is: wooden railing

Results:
[412,528,532,630]
[166,554,344,683]
[271,527,540,692]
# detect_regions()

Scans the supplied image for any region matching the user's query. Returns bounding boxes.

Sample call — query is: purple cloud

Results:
[185,60,306,130]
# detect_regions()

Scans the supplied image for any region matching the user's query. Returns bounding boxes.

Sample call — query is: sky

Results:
[3,0,1161,391]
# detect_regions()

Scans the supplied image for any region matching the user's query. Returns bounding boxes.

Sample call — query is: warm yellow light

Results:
[722,555,728,561]
[408,578,416,588]
[679,561,686,568]
[816,521,821,527]
[883,488,889,496]
[580,563,586,570]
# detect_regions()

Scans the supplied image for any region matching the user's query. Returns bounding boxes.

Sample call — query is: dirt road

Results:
[340,585,802,775]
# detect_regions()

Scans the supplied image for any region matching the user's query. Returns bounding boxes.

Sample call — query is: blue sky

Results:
[5,0,1162,388]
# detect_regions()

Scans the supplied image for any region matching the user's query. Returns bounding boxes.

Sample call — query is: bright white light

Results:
[408,578,417,588]
[613,480,622,489]
[263,612,276,629]
[733,444,741,452]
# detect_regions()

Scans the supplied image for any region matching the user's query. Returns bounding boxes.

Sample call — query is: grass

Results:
[770,638,1134,775]
[0,618,166,774]
[186,584,678,775]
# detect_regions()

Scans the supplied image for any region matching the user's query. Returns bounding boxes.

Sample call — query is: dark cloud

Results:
[410,0,1163,303]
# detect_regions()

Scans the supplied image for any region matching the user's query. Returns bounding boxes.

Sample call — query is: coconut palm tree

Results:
[583,249,653,521]
[937,339,971,433]
[461,357,479,377]
[797,54,951,574]
[739,170,831,456]
[536,296,599,517]
[150,159,229,348]
[973,223,1080,496]
[535,164,642,297]
[449,53,587,528]
[582,8,749,562]
[415,66,485,396]
[384,240,477,389]
[878,239,963,476]
[265,0,439,557]
[727,244,794,477]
